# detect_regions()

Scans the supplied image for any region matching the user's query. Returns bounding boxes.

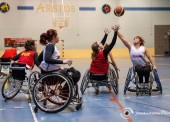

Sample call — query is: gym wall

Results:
[0,0,170,58]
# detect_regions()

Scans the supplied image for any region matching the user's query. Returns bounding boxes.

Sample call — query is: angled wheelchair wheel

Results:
[32,73,73,113]
[109,68,118,94]
[124,68,132,94]
[0,72,4,79]
[1,74,22,100]
[109,62,119,79]
[153,70,162,94]
[28,71,41,92]
[80,69,90,94]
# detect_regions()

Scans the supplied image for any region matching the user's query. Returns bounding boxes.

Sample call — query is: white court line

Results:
[14,107,24,109]
[0,108,6,111]
[124,97,131,99]
[151,96,158,97]
[25,94,38,122]
[164,95,170,96]
[93,99,102,101]
[161,79,170,81]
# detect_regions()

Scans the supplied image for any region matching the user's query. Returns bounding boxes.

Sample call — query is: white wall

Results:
[0,0,170,50]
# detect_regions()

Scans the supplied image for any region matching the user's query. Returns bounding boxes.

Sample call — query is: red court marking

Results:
[108,90,133,122]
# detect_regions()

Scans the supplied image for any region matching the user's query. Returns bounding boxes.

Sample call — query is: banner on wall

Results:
[4,38,32,47]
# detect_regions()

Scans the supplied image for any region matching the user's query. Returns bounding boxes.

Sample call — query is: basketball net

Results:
[51,0,66,30]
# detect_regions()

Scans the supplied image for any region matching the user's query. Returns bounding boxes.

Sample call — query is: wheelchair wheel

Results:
[28,71,41,91]
[153,70,162,94]
[124,68,132,94]
[1,74,22,100]
[0,73,4,79]
[109,62,119,79]
[32,73,73,113]
[80,69,90,94]
[110,68,118,94]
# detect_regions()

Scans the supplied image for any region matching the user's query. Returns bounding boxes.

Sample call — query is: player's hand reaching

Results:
[104,28,111,35]
[112,24,120,31]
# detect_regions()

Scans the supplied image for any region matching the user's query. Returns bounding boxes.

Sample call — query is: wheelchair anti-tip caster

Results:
[95,89,99,95]
[76,103,82,110]
[34,107,38,113]
[28,98,31,103]
[136,92,139,96]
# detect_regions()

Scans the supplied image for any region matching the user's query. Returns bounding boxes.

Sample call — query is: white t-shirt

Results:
[130,45,147,67]
[40,44,61,71]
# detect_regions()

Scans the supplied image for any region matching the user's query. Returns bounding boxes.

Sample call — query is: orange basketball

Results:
[114,6,125,17]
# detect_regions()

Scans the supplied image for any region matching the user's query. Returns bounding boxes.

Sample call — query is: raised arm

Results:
[101,28,111,45]
[103,31,118,55]
[145,49,157,70]
[117,31,131,50]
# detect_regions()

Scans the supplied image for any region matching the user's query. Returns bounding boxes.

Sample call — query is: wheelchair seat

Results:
[90,73,107,81]
[0,58,11,65]
[10,63,26,80]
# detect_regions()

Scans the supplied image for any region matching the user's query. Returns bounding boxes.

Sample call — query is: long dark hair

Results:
[91,42,99,60]
[39,29,57,45]
[24,40,36,51]
[40,33,48,45]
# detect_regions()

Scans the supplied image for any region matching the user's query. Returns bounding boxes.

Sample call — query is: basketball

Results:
[114,6,125,17]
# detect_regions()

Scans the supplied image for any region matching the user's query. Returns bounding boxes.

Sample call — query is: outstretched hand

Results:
[63,59,72,66]
[112,24,120,31]
[104,28,111,35]
[153,66,157,72]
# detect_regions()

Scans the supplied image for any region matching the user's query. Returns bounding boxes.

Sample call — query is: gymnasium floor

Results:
[0,57,170,122]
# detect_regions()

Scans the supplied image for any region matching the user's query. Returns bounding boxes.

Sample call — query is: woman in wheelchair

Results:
[1,40,41,102]
[11,40,40,77]
[32,29,82,113]
[0,46,19,78]
[89,25,120,93]
[117,31,157,87]
[38,29,80,83]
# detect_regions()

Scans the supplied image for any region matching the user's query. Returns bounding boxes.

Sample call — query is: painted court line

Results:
[14,106,24,109]
[151,96,158,98]
[93,99,102,101]
[108,90,133,122]
[0,108,6,111]
[25,94,38,122]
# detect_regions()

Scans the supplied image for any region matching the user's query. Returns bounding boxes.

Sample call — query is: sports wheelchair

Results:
[0,58,11,79]
[124,64,162,96]
[80,62,119,95]
[1,63,40,102]
[32,68,83,113]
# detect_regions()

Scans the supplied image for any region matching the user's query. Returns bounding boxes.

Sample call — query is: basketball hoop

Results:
[59,26,64,29]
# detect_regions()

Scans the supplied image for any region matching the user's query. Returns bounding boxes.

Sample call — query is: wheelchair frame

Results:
[80,62,119,95]
[32,71,83,113]
[0,58,11,79]
[1,63,40,102]
[124,65,162,96]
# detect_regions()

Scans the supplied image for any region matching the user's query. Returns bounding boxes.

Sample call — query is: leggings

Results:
[135,65,151,83]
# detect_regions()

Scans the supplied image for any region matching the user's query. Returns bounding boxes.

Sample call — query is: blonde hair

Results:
[91,42,99,60]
